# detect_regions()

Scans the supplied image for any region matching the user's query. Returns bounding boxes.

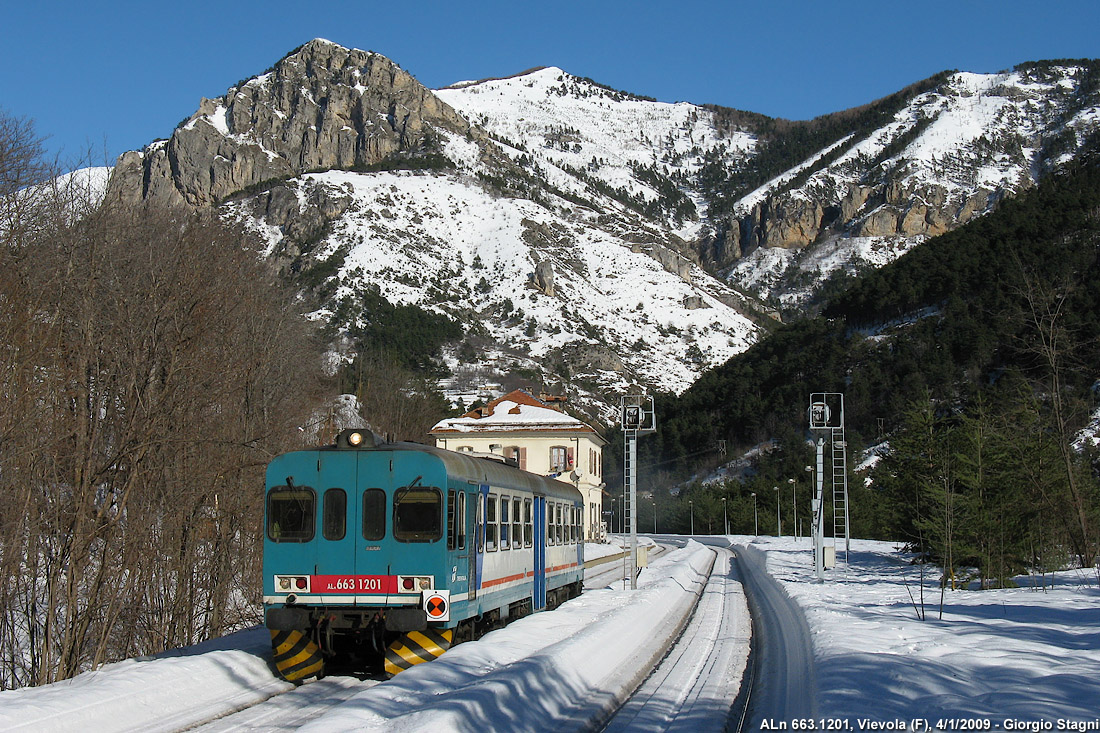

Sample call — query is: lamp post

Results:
[788,477,797,540]
[722,496,728,536]
[610,498,616,534]
[774,486,780,537]
[652,501,656,533]
[804,465,813,541]
[689,500,694,535]
[751,493,758,536]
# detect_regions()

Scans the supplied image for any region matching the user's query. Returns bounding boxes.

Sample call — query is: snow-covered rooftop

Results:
[430,390,598,435]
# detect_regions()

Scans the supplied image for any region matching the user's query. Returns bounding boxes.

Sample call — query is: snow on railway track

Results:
[602,546,751,732]
[190,676,374,732]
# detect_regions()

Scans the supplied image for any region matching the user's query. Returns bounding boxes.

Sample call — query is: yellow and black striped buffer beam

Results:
[270,629,324,682]
[384,628,453,677]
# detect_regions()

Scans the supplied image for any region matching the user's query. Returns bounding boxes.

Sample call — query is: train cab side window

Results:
[447,490,457,550]
[394,486,443,542]
[486,495,498,551]
[457,491,467,550]
[500,494,510,550]
[322,488,346,541]
[512,497,522,550]
[363,488,386,541]
[267,487,316,542]
[523,498,533,547]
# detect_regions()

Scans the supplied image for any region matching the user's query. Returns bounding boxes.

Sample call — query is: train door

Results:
[533,496,547,610]
[314,451,359,577]
[467,488,478,602]
[447,486,473,606]
[474,485,487,598]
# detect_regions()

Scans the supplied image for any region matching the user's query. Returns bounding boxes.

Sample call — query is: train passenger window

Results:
[363,488,386,541]
[476,494,484,552]
[267,487,315,542]
[523,499,533,547]
[394,487,442,542]
[513,498,522,550]
[500,494,510,550]
[322,488,346,541]
[486,495,497,551]
[556,504,563,543]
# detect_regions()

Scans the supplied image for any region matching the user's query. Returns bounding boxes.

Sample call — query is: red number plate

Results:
[311,575,397,593]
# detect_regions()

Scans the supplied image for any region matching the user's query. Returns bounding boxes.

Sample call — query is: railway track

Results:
[601,544,752,733]
[187,676,374,732]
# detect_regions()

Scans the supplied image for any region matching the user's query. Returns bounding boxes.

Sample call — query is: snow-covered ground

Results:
[3,536,1096,731]
[740,535,1100,727]
[0,541,714,733]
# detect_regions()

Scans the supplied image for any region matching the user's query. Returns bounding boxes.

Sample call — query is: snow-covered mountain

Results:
[104,40,1100,418]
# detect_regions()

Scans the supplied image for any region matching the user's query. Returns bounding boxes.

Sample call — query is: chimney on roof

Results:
[539,392,567,411]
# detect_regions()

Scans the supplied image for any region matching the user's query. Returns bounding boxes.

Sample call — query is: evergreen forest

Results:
[626,145,1100,588]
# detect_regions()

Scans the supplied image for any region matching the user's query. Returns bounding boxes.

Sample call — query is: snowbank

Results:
[0,628,291,733]
[299,541,715,732]
[743,536,1100,724]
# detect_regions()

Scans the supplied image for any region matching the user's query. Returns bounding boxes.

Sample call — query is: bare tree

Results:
[1,114,330,687]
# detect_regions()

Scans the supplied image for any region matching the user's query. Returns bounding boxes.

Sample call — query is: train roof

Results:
[288,438,583,503]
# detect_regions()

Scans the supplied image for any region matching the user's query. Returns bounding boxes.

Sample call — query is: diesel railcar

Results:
[262,429,585,680]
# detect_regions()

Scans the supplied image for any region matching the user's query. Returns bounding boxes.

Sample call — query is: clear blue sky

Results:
[3,0,1098,170]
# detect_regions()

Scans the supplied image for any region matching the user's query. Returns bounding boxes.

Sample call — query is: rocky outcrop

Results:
[107,39,480,207]
[733,177,1001,257]
[533,259,555,296]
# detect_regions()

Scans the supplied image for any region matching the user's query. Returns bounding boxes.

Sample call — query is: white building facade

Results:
[430,390,607,542]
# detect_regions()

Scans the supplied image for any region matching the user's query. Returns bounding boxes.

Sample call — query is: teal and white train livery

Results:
[262,429,584,680]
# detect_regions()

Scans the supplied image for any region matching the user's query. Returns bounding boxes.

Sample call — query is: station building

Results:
[429,390,607,541]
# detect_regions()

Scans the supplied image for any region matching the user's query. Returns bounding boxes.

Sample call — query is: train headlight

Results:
[397,575,433,593]
[347,431,363,446]
[275,575,309,593]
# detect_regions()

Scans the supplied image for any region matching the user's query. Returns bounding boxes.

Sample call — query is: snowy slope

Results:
[728,64,1100,305]
[255,168,757,406]
[437,67,756,239]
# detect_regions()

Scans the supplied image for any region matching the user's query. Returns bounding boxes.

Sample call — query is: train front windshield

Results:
[393,487,443,542]
[267,488,315,542]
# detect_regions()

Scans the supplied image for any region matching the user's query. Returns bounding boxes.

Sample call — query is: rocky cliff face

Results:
[108,39,480,207]
[100,42,1100,413]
